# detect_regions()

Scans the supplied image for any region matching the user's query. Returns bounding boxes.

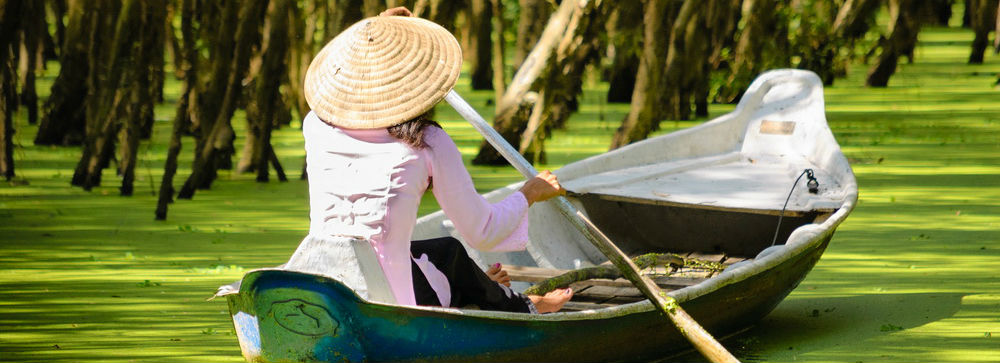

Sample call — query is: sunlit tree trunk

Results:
[517,0,609,162]
[471,0,595,165]
[513,0,551,70]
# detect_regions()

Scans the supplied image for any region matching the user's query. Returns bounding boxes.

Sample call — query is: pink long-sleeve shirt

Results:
[303,111,530,306]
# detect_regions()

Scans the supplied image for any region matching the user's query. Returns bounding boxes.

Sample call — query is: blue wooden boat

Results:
[217,69,857,362]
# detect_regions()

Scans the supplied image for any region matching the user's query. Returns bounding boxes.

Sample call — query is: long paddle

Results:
[445,90,740,363]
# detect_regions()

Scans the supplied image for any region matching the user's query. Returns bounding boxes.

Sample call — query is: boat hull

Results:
[226,233,831,362]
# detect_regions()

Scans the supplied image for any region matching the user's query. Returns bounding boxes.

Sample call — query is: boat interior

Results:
[504,201,835,312]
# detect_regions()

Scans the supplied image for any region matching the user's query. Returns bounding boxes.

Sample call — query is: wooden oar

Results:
[445,90,740,363]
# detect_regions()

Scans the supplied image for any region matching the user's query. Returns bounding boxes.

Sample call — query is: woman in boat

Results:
[292,7,572,314]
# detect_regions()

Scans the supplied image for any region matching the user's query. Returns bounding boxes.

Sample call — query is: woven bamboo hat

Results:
[304,16,462,129]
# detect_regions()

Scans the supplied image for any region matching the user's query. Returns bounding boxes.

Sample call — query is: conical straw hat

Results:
[304,16,462,129]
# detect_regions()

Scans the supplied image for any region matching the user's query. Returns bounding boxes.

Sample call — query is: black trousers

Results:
[410,236,534,313]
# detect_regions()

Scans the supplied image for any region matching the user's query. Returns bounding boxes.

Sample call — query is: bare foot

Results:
[486,263,511,287]
[528,288,573,313]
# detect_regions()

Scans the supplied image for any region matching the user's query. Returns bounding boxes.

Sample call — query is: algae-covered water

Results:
[2,25,998,363]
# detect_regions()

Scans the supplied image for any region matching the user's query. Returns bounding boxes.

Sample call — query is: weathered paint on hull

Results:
[226,235,831,362]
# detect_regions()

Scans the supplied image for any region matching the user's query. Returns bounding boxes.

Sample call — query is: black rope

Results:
[770,168,819,247]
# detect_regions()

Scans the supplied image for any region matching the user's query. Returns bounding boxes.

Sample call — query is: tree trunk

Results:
[468,0,493,90]
[363,0,384,17]
[695,0,741,117]
[716,0,790,103]
[926,0,954,25]
[35,0,98,146]
[604,1,643,104]
[471,0,578,165]
[48,0,68,58]
[661,0,714,121]
[517,0,609,160]
[1,0,23,181]
[243,0,291,182]
[490,0,506,101]
[19,0,45,126]
[71,0,158,193]
[866,0,922,87]
[156,0,196,220]
[995,1,1000,53]
[178,0,268,199]
[968,0,999,64]
[120,1,166,196]
[610,0,675,149]
[426,0,463,33]
[513,0,552,70]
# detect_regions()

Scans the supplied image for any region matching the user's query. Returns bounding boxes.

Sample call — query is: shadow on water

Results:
[664,293,965,362]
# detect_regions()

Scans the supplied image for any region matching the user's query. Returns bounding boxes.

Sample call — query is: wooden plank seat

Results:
[506,253,752,311]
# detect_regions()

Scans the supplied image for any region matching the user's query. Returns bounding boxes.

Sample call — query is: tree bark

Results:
[604,1,643,104]
[661,0,718,122]
[610,0,675,149]
[363,0,384,17]
[242,0,291,183]
[156,0,196,220]
[513,0,552,70]
[967,0,999,64]
[695,0,741,117]
[716,0,790,103]
[471,0,587,165]
[426,0,463,33]
[490,0,506,101]
[1,0,23,181]
[48,0,68,58]
[517,0,608,160]
[18,0,45,125]
[995,1,1000,54]
[468,0,493,90]
[72,0,138,190]
[177,0,268,199]
[120,1,166,196]
[866,0,922,87]
[70,0,160,194]
[35,0,98,146]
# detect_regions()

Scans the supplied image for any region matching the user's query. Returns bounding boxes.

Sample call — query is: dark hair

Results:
[387,113,441,149]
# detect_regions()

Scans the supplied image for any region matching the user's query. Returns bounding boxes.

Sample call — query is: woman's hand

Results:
[380,6,412,17]
[486,263,511,287]
[519,170,565,206]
